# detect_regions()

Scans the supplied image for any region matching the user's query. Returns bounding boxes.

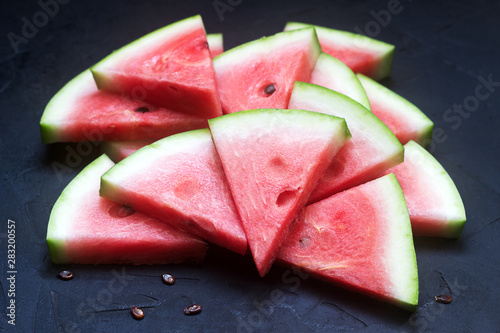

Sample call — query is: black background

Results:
[1,0,500,332]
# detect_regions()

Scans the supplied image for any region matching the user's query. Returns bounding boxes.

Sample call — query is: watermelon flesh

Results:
[284,22,395,80]
[46,154,207,265]
[289,82,403,203]
[278,173,418,311]
[207,33,224,58]
[385,141,466,238]
[309,52,371,110]
[100,129,248,255]
[213,28,321,113]
[208,109,351,276]
[101,139,154,162]
[357,73,434,146]
[91,15,222,119]
[40,70,208,143]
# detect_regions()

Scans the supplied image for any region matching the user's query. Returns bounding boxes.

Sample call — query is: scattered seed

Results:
[130,306,144,320]
[264,83,276,95]
[161,273,175,285]
[108,204,136,218]
[57,270,74,281]
[184,304,202,315]
[135,107,150,113]
[435,294,453,304]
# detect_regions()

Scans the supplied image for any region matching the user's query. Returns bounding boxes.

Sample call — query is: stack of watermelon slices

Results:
[42,15,467,311]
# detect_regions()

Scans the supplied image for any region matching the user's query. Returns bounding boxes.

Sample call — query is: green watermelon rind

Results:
[357,73,434,147]
[46,154,115,264]
[311,52,371,111]
[379,173,419,311]
[40,70,96,143]
[284,22,395,80]
[207,33,223,54]
[403,140,467,238]
[212,27,322,71]
[91,15,205,90]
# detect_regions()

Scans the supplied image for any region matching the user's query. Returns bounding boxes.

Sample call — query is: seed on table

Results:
[435,294,452,304]
[57,270,74,281]
[264,83,276,95]
[130,306,144,320]
[161,273,175,285]
[184,304,202,315]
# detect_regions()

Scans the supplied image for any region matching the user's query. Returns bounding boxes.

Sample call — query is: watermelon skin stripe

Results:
[278,173,419,311]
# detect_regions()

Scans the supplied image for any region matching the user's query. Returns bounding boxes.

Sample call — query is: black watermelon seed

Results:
[135,107,150,113]
[161,273,175,285]
[130,306,144,320]
[435,294,453,304]
[57,270,74,281]
[264,83,276,95]
[184,304,202,315]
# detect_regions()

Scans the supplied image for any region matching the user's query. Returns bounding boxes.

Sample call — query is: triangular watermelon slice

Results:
[213,28,322,113]
[284,22,395,80]
[100,129,247,255]
[207,33,224,58]
[40,70,207,143]
[278,173,418,311]
[357,73,434,146]
[46,154,208,265]
[91,15,222,118]
[208,109,351,276]
[385,141,466,238]
[289,82,403,203]
[310,52,371,110]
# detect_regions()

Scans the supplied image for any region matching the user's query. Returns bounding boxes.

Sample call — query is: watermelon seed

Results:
[161,273,175,285]
[435,294,452,304]
[184,304,202,315]
[109,204,136,218]
[135,107,150,113]
[57,270,74,281]
[264,83,276,95]
[130,306,145,320]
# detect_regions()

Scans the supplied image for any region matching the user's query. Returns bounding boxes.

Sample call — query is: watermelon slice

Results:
[208,109,351,276]
[213,28,321,113]
[284,22,395,80]
[310,52,371,110]
[40,70,208,143]
[207,33,224,58]
[101,139,154,163]
[357,73,434,146]
[289,82,403,203]
[100,129,247,255]
[385,141,466,238]
[91,15,222,118]
[46,154,208,265]
[278,173,418,311]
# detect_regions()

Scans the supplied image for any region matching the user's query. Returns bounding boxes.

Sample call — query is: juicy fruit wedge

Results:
[208,109,351,276]
[101,139,154,162]
[385,141,466,238]
[284,22,395,80]
[207,33,224,58]
[91,15,222,118]
[40,70,207,143]
[289,82,403,203]
[310,52,371,110]
[46,154,207,265]
[100,129,247,255]
[278,174,418,311]
[357,73,434,146]
[213,28,321,113]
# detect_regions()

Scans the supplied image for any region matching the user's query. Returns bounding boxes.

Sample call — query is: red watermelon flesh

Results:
[289,82,403,203]
[278,173,418,311]
[384,141,466,238]
[100,129,247,255]
[40,70,208,143]
[101,139,155,162]
[284,22,395,81]
[208,109,351,276]
[46,154,207,265]
[357,73,434,146]
[213,28,321,113]
[91,15,222,118]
